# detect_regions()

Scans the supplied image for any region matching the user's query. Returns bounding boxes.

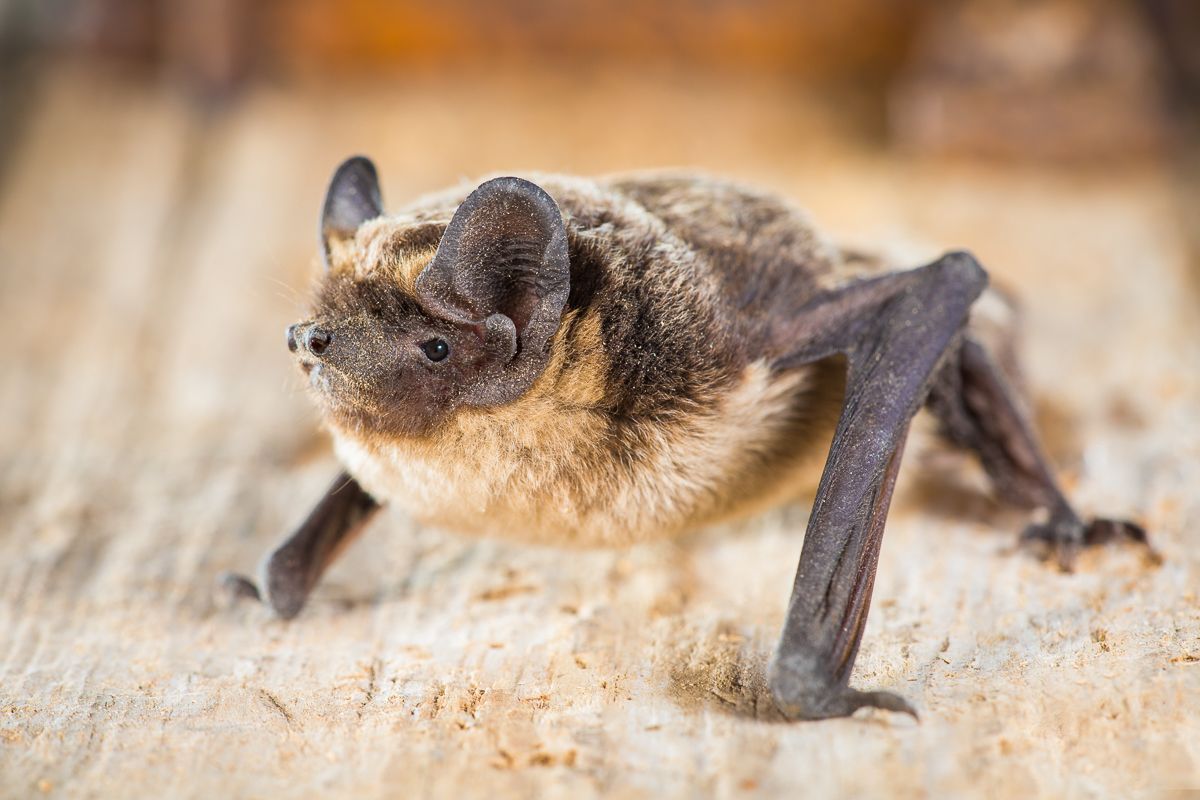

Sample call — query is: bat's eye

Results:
[421,338,450,362]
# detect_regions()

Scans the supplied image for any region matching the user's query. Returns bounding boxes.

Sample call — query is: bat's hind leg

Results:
[767,252,1151,721]
[925,309,1151,570]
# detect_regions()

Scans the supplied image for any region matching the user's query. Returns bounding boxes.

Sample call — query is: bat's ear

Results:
[320,156,384,270]
[415,177,570,404]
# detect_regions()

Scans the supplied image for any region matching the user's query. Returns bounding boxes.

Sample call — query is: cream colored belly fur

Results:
[331,360,835,547]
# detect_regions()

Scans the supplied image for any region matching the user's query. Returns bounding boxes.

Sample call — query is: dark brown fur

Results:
[319,173,838,422]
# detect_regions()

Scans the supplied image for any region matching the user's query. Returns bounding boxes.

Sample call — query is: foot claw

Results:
[1084,518,1148,547]
[1021,513,1155,570]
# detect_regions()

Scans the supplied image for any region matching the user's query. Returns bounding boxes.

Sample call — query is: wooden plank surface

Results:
[1,64,1198,798]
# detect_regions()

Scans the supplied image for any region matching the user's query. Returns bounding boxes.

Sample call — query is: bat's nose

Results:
[287,323,333,357]
[306,327,332,355]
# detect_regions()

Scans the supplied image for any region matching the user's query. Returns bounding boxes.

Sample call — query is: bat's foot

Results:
[1021,510,1156,571]
[768,664,918,721]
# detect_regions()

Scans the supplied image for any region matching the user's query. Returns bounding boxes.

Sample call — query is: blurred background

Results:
[3,0,1200,156]
[2,0,1199,148]
[2,0,1198,265]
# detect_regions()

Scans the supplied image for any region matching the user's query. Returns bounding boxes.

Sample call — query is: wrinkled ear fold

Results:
[415,177,570,403]
[320,156,384,270]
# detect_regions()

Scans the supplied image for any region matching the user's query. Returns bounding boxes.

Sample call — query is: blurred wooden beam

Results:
[261,0,924,80]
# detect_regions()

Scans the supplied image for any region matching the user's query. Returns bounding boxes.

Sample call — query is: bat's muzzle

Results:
[287,322,333,357]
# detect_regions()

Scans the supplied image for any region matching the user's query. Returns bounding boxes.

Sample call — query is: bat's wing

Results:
[767,252,985,719]
[767,249,1149,720]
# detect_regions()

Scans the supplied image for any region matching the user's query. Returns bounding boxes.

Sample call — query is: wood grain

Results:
[1,64,1197,798]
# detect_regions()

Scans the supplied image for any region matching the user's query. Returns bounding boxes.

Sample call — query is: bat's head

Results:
[290,157,571,437]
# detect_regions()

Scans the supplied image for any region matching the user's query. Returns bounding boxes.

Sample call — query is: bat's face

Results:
[289,271,497,436]
[296,158,571,438]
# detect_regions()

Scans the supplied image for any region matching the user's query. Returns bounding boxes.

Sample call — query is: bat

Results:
[221,156,1150,720]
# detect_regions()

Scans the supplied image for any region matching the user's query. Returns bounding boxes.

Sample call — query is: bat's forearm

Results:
[770,251,987,720]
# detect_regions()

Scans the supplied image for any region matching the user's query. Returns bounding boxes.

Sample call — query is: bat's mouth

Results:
[303,361,332,395]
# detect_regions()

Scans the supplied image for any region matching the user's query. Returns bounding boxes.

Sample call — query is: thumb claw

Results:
[216,571,262,604]
[853,690,920,720]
